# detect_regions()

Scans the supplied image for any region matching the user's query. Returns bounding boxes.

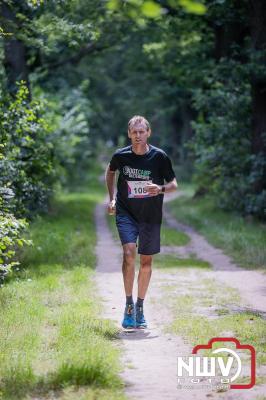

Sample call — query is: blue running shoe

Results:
[135,304,147,329]
[122,303,136,329]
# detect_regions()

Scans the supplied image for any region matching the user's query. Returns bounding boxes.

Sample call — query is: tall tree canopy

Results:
[0,0,265,229]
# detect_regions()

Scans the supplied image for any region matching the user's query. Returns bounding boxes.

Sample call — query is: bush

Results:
[0,81,57,282]
[0,81,57,219]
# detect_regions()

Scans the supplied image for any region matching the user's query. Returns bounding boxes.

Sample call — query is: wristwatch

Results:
[160,185,166,194]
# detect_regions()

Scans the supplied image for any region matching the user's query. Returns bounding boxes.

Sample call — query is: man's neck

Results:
[131,143,150,155]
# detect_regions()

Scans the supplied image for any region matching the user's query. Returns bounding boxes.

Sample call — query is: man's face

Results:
[128,122,151,145]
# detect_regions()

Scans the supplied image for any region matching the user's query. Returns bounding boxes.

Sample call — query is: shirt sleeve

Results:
[109,152,119,171]
[162,152,176,183]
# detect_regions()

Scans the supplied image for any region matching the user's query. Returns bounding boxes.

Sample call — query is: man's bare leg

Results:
[137,254,153,299]
[134,254,152,328]
[122,243,136,297]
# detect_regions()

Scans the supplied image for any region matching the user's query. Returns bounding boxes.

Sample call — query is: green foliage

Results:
[0,144,32,284]
[190,58,266,218]
[46,85,94,187]
[0,81,57,218]
[0,81,57,282]
[0,208,31,283]
[107,0,207,17]
[178,0,206,14]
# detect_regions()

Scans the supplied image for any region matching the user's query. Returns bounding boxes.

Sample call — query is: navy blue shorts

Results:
[115,213,161,255]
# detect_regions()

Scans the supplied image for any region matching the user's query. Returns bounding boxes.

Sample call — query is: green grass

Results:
[160,223,190,246]
[167,186,266,270]
[170,313,266,365]
[163,272,266,366]
[0,183,126,400]
[153,254,211,269]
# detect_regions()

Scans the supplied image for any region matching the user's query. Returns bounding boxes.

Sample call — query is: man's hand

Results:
[144,182,161,196]
[108,199,116,215]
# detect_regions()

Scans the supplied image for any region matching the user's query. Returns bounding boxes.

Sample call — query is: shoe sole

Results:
[122,322,136,329]
[122,327,137,332]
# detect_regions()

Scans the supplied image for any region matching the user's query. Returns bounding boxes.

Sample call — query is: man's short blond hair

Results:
[128,115,150,132]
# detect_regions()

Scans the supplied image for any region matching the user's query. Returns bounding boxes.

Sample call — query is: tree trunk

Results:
[0,2,31,98]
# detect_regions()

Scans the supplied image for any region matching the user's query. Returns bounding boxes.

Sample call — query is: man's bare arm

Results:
[145,178,178,196]
[105,163,116,201]
[105,164,117,214]
[162,177,178,193]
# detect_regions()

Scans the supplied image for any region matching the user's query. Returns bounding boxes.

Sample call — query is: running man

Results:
[105,115,178,329]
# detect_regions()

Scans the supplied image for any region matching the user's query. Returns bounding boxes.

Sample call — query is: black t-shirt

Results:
[109,144,176,224]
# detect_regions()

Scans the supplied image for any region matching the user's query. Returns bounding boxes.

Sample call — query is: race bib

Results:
[127,180,153,198]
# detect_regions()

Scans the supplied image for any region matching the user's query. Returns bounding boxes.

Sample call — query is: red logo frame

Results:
[192,337,256,389]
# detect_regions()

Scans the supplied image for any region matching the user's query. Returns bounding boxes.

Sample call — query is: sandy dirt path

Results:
[94,199,189,400]
[163,192,266,316]
[93,192,266,400]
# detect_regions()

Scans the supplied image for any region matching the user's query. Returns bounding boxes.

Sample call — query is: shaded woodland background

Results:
[0,0,265,280]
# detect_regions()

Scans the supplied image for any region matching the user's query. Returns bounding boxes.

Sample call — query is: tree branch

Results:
[43,42,110,70]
